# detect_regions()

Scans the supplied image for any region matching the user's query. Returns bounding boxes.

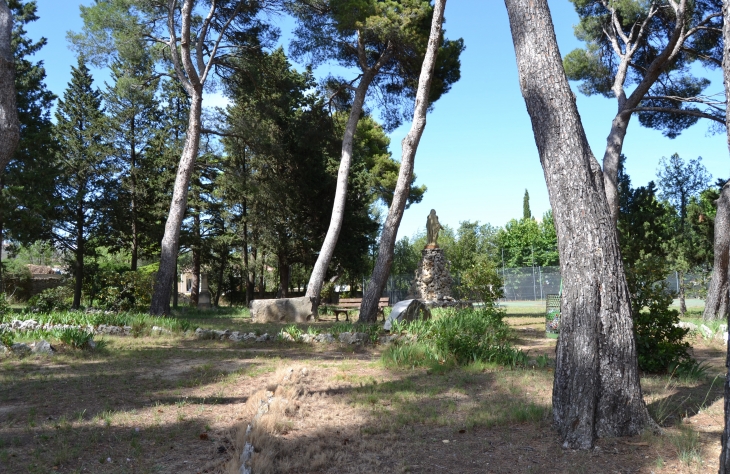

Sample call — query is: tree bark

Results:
[279,256,290,298]
[504,0,653,449]
[190,247,200,307]
[130,115,138,271]
[214,249,226,307]
[0,0,19,174]
[304,70,376,308]
[360,0,446,323]
[705,184,730,321]
[259,251,265,299]
[678,271,687,316]
[72,199,84,309]
[602,112,631,223]
[717,0,730,470]
[150,91,203,315]
[173,256,178,308]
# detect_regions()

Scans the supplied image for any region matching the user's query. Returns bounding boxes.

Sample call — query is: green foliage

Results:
[522,189,531,220]
[634,298,690,373]
[58,327,95,350]
[93,270,155,312]
[385,307,523,367]
[1,0,59,245]
[497,211,558,267]
[288,0,464,131]
[0,327,14,348]
[28,286,74,313]
[656,154,711,223]
[0,293,10,319]
[280,324,303,341]
[618,156,691,373]
[564,0,723,137]
[459,256,504,304]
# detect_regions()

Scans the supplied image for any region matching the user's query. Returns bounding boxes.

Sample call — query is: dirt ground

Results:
[0,311,727,473]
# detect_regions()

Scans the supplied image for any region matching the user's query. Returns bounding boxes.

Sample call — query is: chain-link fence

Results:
[362,267,712,304]
[500,266,711,301]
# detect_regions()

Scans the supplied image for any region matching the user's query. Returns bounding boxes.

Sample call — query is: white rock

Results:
[31,340,54,355]
[314,333,334,344]
[699,324,714,338]
[675,321,698,331]
[10,342,31,355]
[255,333,269,342]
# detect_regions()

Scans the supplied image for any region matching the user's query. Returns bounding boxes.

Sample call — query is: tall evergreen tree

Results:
[0,0,57,280]
[101,54,161,270]
[54,58,108,309]
[522,189,531,219]
[0,0,19,171]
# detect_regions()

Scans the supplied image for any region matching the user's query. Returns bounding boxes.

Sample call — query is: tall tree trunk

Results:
[191,247,200,307]
[0,181,4,293]
[173,256,178,308]
[504,0,653,449]
[678,271,687,316]
[150,91,202,315]
[305,71,376,308]
[0,0,18,174]
[360,0,446,323]
[704,183,730,321]
[259,251,265,299]
[130,116,138,271]
[72,201,84,309]
[215,249,226,307]
[279,256,289,298]
[717,0,730,470]
[602,112,631,223]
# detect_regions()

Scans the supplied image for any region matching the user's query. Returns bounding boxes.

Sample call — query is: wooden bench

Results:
[326,297,390,322]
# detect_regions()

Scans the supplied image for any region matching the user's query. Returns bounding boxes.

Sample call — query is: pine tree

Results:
[0,0,57,280]
[54,58,108,309]
[101,54,160,270]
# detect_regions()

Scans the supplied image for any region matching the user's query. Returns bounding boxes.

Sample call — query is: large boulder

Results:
[384,299,431,331]
[250,297,315,323]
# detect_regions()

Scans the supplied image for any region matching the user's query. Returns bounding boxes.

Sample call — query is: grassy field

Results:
[0,303,727,473]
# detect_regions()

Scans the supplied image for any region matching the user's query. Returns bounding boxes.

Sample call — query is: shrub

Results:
[385,307,523,367]
[58,327,95,349]
[633,286,690,373]
[459,257,504,305]
[94,270,155,312]
[28,286,74,313]
[0,327,14,347]
[0,293,10,321]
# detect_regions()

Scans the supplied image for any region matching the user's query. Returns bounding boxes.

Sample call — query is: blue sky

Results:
[26,1,728,241]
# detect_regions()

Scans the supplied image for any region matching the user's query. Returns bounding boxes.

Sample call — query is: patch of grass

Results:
[58,328,95,350]
[385,307,525,368]
[671,359,711,383]
[669,424,702,466]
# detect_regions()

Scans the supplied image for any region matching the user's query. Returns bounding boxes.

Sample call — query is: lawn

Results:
[0,303,727,473]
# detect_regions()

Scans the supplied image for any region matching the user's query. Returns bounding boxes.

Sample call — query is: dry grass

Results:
[0,308,728,473]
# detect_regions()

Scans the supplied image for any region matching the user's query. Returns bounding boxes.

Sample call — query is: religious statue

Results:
[426,209,442,248]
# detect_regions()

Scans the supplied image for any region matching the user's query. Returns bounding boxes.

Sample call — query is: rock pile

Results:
[0,319,174,337]
[409,248,453,302]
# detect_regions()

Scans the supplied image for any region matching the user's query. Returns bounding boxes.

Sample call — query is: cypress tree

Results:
[523,189,531,220]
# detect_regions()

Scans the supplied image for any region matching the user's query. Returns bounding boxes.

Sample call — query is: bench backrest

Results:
[339,297,390,304]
